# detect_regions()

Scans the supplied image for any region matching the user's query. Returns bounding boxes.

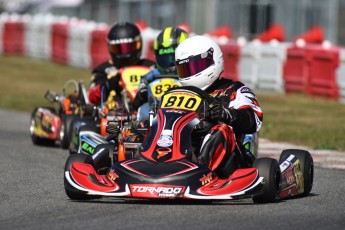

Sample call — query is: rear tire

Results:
[64,154,101,200]
[252,157,280,203]
[279,149,314,197]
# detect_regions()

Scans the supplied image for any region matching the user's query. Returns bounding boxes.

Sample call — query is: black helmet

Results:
[153,27,189,74]
[107,22,142,68]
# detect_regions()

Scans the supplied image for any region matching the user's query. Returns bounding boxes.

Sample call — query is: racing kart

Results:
[64,86,313,203]
[29,79,89,148]
[68,66,151,155]
[68,73,180,156]
[70,73,259,160]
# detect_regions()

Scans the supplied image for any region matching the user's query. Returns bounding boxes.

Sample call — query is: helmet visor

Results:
[108,40,142,55]
[175,48,214,79]
[155,52,175,69]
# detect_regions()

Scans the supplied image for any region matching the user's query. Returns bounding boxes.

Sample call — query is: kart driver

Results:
[87,21,155,106]
[174,35,263,177]
[133,26,189,122]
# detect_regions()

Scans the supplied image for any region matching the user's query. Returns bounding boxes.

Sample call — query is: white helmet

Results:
[175,35,224,90]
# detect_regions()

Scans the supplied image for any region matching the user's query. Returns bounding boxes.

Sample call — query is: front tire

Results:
[279,149,314,197]
[60,114,79,149]
[252,157,280,203]
[68,117,97,154]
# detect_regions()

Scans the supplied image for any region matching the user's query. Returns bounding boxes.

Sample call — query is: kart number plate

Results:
[161,91,202,111]
[121,66,151,91]
[150,79,181,98]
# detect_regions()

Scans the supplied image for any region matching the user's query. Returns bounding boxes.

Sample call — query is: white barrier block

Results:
[256,42,290,93]
[69,20,105,69]
[336,48,345,104]
[141,27,160,59]
[238,41,261,90]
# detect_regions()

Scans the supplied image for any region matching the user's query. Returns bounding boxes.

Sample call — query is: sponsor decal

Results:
[41,114,54,132]
[130,184,185,198]
[157,135,173,147]
[209,85,233,97]
[286,172,295,185]
[177,59,189,64]
[156,147,172,159]
[81,141,95,155]
[293,160,304,193]
[200,172,213,185]
[293,160,301,171]
[108,169,119,181]
[279,161,291,172]
[165,109,186,114]
[159,47,175,55]
[240,86,251,93]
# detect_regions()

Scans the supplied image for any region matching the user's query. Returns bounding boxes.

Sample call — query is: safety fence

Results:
[1,13,345,104]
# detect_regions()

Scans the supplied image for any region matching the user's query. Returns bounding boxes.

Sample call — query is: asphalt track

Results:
[0,109,344,230]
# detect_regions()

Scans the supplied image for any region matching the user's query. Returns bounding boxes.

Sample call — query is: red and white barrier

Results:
[0,13,344,104]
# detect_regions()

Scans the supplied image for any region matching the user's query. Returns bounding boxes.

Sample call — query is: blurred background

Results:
[1,0,345,151]
[0,0,344,45]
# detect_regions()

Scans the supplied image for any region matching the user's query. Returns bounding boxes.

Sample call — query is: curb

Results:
[258,138,345,170]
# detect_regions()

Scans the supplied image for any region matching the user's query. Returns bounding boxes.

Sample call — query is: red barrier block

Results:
[294,25,324,44]
[208,25,232,39]
[256,24,285,42]
[283,45,309,92]
[220,42,240,81]
[306,45,339,99]
[90,27,110,69]
[51,21,69,65]
[2,20,25,55]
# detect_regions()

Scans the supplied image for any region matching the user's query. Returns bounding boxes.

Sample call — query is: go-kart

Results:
[68,66,151,155]
[71,74,259,161]
[29,80,89,148]
[69,74,183,158]
[64,86,313,203]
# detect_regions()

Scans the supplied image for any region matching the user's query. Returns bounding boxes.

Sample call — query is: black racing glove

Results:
[207,102,238,126]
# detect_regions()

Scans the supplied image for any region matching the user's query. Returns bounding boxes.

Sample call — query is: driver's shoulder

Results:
[141,68,161,82]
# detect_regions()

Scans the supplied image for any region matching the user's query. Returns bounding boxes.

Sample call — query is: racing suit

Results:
[193,77,263,178]
[88,59,155,106]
